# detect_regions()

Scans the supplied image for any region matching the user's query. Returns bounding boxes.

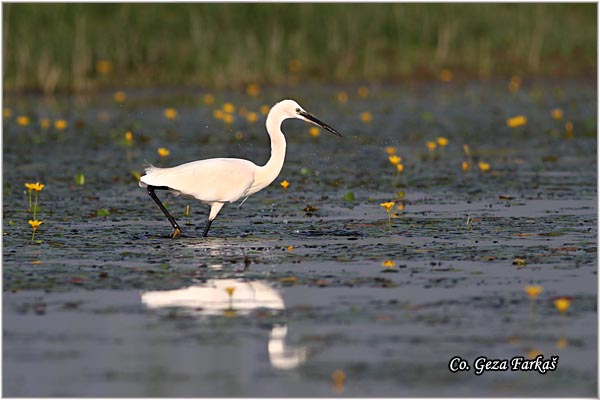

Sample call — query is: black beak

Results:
[300,111,342,137]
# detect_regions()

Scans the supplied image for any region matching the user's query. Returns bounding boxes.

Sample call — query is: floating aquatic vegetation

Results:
[75,173,85,186]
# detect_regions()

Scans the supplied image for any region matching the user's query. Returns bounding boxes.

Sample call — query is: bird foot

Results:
[171,228,182,239]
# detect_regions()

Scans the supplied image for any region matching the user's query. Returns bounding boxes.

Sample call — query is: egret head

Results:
[275,99,342,137]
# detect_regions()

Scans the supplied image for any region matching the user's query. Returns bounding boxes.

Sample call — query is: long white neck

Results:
[254,109,287,192]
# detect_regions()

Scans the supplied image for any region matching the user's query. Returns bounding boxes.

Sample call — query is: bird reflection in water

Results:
[140,279,306,370]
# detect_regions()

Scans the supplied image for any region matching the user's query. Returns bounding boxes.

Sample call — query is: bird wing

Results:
[140,158,257,203]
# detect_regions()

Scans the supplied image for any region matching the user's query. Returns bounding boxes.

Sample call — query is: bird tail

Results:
[138,164,161,187]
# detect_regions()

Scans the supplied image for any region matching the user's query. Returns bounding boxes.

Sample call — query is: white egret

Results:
[139,99,342,238]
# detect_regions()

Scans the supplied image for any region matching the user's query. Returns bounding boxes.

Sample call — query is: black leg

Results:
[202,217,213,237]
[147,185,182,238]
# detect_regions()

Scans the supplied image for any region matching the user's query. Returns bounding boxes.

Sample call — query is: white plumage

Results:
[139,99,341,238]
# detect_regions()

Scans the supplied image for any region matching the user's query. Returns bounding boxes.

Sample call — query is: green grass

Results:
[3,3,596,93]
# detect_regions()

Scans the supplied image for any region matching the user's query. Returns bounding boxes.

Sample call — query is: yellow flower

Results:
[213,109,225,120]
[556,337,568,349]
[39,118,51,129]
[507,115,527,128]
[388,155,401,165]
[396,163,404,173]
[3,108,12,118]
[331,369,346,386]
[478,161,491,172]
[17,116,30,126]
[397,203,405,211]
[551,108,563,120]
[554,297,571,314]
[287,245,294,252]
[288,59,301,73]
[246,112,258,124]
[437,137,449,147]
[360,112,373,123]
[280,180,290,190]
[96,60,113,74]
[337,91,348,103]
[509,76,521,93]
[461,161,469,171]
[308,126,320,138]
[439,69,453,82]
[223,114,234,124]
[164,108,178,120]
[381,260,395,268]
[225,287,236,297]
[113,91,126,103]
[358,86,369,97]
[125,131,133,142]
[25,182,44,192]
[524,285,543,299]
[28,220,43,230]
[385,146,396,155]
[565,121,574,138]
[513,257,527,267]
[380,202,395,213]
[157,147,170,157]
[259,105,270,115]
[527,348,542,359]
[54,119,68,130]
[426,141,437,151]
[203,93,215,105]
[246,83,260,97]
[222,102,235,114]
[234,131,244,141]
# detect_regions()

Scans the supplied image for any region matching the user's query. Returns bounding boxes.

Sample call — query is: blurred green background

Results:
[3,3,596,93]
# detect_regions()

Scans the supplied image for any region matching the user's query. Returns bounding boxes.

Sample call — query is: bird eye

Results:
[295,108,301,113]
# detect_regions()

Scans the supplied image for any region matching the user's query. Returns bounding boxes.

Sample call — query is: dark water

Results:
[3,79,597,396]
